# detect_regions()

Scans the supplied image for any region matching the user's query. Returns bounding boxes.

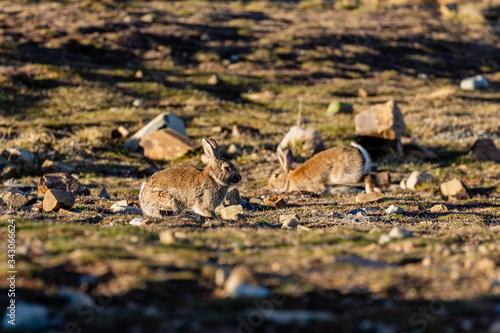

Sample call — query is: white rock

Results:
[379,234,393,244]
[460,74,489,91]
[388,226,413,239]
[385,205,404,214]
[129,217,147,226]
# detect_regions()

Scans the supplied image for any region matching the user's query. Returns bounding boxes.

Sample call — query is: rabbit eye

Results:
[273,174,279,178]
[224,167,230,171]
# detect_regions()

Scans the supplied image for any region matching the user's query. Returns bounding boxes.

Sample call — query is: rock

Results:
[400,178,408,190]
[477,258,496,271]
[440,2,458,17]
[243,90,276,103]
[227,143,242,156]
[0,190,38,210]
[111,126,130,139]
[468,139,500,162]
[386,205,404,214]
[264,195,287,209]
[207,74,222,85]
[0,302,54,331]
[440,178,470,199]
[159,230,176,244]
[124,112,187,151]
[140,13,156,23]
[326,101,353,115]
[280,214,301,222]
[38,173,89,196]
[355,192,384,203]
[405,171,434,190]
[344,209,370,223]
[358,87,377,98]
[43,190,75,212]
[6,148,35,164]
[132,98,144,107]
[489,321,500,333]
[278,125,324,155]
[220,205,243,220]
[0,165,19,179]
[281,217,299,229]
[139,128,199,161]
[41,160,74,174]
[354,100,406,155]
[110,200,132,209]
[223,265,270,299]
[232,124,260,137]
[225,188,241,206]
[249,197,264,205]
[388,226,413,239]
[377,171,391,190]
[134,70,143,79]
[378,234,392,244]
[112,205,142,215]
[129,217,147,226]
[429,204,448,213]
[460,74,489,91]
[98,187,111,199]
[22,202,43,213]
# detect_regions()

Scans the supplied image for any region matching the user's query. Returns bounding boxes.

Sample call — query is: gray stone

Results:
[468,139,500,162]
[279,125,324,155]
[132,98,144,107]
[378,233,393,244]
[385,205,404,214]
[225,188,241,206]
[0,302,56,331]
[140,13,156,23]
[6,148,35,164]
[0,190,37,210]
[388,226,413,239]
[41,160,74,174]
[460,74,489,91]
[112,205,143,215]
[124,113,187,151]
[98,187,111,199]
[129,217,147,226]
[0,165,19,179]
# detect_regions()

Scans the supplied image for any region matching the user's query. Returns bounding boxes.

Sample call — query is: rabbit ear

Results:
[277,147,293,172]
[205,138,220,159]
[202,138,219,163]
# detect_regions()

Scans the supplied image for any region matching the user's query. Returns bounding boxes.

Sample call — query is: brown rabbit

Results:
[268,142,380,194]
[140,138,241,219]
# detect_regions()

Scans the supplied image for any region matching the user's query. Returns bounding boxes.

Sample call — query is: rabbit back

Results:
[140,166,226,218]
[289,146,366,192]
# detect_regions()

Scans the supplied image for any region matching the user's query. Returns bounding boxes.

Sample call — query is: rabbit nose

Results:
[233,174,242,183]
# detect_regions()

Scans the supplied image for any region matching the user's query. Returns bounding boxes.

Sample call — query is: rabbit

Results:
[268,142,380,194]
[140,138,241,220]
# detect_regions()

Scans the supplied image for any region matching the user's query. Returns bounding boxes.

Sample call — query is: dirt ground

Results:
[1,1,500,332]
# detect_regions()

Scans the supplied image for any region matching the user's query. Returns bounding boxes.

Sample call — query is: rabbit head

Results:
[268,147,294,191]
[203,138,241,187]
